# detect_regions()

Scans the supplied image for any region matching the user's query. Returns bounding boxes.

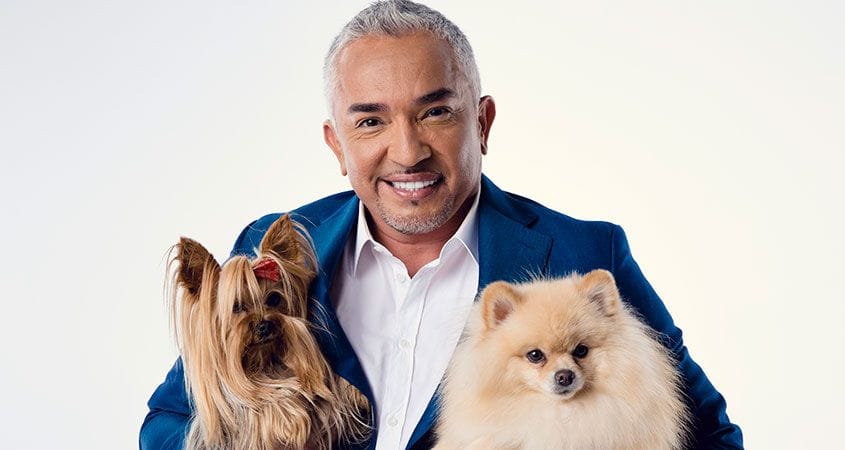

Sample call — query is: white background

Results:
[1,1,842,448]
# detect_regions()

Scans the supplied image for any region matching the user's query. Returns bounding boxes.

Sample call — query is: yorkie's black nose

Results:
[555,369,576,387]
[255,320,276,340]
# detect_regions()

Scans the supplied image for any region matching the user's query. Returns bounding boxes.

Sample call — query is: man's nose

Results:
[387,121,431,167]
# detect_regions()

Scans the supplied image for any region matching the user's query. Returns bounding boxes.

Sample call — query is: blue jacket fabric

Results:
[140,175,743,449]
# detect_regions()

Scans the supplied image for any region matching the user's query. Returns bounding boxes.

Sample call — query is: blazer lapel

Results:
[304,196,377,443]
[476,176,554,287]
[406,175,554,449]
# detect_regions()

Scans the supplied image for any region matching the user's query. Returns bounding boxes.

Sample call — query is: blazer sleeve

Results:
[139,358,190,450]
[610,224,744,449]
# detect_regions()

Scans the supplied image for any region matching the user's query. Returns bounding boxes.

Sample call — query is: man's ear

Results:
[479,280,522,331]
[175,237,220,296]
[259,214,302,262]
[579,269,622,317]
[323,119,347,176]
[477,95,496,155]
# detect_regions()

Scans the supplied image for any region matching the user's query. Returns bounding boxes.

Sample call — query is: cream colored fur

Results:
[434,270,690,450]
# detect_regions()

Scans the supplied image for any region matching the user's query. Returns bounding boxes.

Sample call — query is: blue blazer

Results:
[140,175,743,449]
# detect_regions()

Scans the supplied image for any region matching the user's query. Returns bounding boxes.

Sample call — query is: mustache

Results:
[383,163,442,175]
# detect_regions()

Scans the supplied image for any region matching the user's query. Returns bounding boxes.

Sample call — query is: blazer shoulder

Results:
[498,191,626,274]
[289,190,357,227]
[229,190,356,257]
[504,191,619,239]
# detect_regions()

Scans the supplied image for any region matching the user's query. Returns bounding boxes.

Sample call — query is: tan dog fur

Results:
[434,270,690,450]
[169,215,369,450]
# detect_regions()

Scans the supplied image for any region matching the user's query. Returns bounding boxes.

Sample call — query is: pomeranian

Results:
[434,269,690,450]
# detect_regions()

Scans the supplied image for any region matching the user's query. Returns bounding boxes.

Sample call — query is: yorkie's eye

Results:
[232,302,246,314]
[265,291,282,308]
[572,344,589,359]
[526,349,546,364]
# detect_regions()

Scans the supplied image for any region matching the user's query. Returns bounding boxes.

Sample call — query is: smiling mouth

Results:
[381,174,444,199]
[387,179,439,191]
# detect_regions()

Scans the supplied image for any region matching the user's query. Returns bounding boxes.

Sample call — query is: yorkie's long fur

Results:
[169,214,369,450]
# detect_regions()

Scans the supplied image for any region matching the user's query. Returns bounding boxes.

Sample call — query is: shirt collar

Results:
[350,188,481,276]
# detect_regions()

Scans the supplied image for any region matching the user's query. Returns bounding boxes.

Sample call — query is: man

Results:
[141,1,743,449]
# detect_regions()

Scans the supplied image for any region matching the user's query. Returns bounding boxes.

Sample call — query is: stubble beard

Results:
[376,196,455,235]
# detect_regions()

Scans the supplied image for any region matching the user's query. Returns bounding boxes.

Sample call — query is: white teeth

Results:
[391,179,437,191]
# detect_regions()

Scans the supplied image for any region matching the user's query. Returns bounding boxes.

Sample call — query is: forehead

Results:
[333,31,467,107]
[501,284,609,348]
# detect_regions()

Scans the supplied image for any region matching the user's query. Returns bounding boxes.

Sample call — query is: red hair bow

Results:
[253,258,280,282]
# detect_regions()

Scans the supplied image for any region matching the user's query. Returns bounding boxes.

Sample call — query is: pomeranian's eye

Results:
[266,291,282,308]
[526,349,546,363]
[572,344,589,358]
[232,302,246,314]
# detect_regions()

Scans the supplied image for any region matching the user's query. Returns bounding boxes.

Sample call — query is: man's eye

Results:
[356,118,381,128]
[425,106,451,118]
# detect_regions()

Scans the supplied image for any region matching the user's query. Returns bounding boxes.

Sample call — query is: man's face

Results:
[324,31,495,236]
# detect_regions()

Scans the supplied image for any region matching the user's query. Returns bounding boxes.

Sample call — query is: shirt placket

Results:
[380,259,428,449]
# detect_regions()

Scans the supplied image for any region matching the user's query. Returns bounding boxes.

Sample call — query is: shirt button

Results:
[388,416,399,427]
[395,272,406,283]
[400,339,411,349]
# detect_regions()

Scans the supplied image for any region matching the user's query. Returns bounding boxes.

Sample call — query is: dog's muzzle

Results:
[552,369,582,395]
[255,320,276,341]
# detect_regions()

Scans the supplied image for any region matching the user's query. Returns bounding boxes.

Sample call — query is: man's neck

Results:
[367,194,476,278]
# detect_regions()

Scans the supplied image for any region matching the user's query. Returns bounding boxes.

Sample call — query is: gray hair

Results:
[323,0,481,113]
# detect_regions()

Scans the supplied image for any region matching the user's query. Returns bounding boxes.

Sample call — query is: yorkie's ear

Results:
[176,237,220,295]
[259,214,302,262]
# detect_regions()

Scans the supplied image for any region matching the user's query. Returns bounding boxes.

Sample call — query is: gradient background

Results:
[1,1,842,448]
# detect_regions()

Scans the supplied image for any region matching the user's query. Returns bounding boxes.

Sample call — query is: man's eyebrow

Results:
[416,88,455,105]
[347,103,387,114]
[345,89,454,114]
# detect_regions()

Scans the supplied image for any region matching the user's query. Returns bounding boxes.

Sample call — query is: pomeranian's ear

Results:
[480,281,523,330]
[579,269,622,316]
[175,237,220,295]
[259,214,301,262]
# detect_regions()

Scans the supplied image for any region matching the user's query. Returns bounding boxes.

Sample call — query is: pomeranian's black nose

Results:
[555,369,576,387]
[255,320,275,339]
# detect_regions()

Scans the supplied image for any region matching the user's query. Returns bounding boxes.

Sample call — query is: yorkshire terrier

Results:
[169,214,369,450]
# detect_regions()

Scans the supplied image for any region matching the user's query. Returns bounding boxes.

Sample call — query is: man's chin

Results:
[375,203,453,236]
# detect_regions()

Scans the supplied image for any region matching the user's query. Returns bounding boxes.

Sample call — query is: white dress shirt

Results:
[331,192,480,450]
